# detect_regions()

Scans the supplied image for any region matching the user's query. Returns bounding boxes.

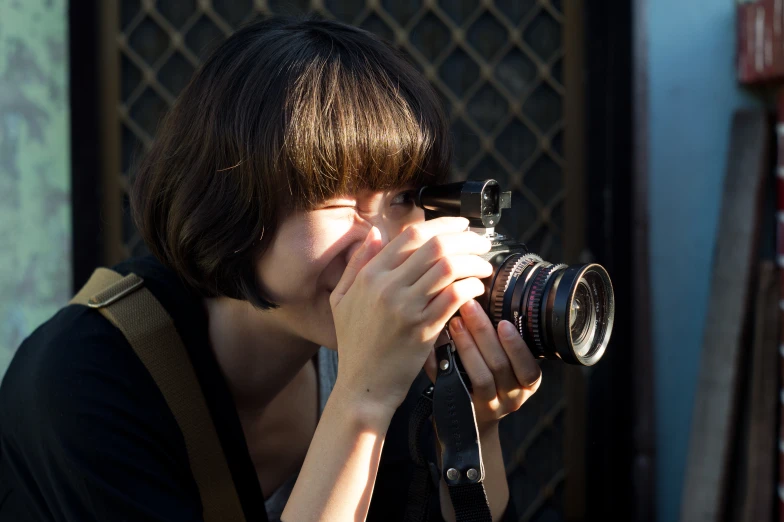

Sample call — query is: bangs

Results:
[275,37,451,208]
[131,17,454,309]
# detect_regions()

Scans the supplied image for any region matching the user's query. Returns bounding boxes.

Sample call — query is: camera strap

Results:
[404,335,493,522]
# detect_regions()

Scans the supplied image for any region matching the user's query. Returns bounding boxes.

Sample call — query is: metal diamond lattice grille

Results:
[117,1,570,519]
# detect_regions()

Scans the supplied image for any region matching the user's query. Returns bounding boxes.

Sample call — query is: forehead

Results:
[329,185,415,200]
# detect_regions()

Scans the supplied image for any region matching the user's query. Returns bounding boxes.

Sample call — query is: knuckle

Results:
[437,257,456,279]
[378,282,396,305]
[506,387,524,404]
[427,236,447,258]
[405,224,427,245]
[523,368,543,389]
[486,354,510,374]
[444,286,464,309]
[355,268,373,287]
[397,301,417,325]
[472,371,494,391]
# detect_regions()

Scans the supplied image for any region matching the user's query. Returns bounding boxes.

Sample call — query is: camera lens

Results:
[487,254,614,366]
[570,281,593,346]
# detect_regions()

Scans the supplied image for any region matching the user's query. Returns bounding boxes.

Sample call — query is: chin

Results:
[317,292,338,350]
[318,328,338,351]
[307,315,338,350]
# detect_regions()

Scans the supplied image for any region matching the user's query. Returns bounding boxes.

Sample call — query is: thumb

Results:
[330,227,381,307]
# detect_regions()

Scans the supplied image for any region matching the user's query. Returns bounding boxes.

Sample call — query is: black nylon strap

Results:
[406,334,494,522]
[405,461,435,522]
[447,483,493,522]
[404,385,436,522]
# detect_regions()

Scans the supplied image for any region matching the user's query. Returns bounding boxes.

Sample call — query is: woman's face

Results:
[255,187,423,350]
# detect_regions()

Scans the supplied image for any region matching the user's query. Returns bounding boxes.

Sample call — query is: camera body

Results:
[416,179,614,366]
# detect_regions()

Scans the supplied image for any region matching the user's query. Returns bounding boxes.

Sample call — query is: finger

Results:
[497,320,542,389]
[459,300,519,394]
[330,227,382,307]
[447,317,496,402]
[435,328,451,347]
[372,217,471,271]
[424,347,437,384]
[406,255,493,306]
[392,231,492,287]
[422,277,486,338]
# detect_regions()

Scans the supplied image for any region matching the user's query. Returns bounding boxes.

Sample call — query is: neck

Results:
[203,297,320,414]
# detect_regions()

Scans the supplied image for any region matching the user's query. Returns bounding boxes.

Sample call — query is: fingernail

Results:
[451,317,465,333]
[499,320,518,339]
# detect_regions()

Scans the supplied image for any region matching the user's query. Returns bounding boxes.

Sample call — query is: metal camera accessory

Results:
[406,179,616,522]
[416,179,615,366]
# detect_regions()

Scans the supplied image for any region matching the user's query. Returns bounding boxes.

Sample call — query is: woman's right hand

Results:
[329,217,493,416]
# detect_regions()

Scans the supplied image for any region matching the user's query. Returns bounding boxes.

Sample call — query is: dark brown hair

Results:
[131,15,452,309]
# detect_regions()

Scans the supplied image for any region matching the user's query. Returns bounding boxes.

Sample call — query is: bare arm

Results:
[286,219,492,520]
[281,382,395,522]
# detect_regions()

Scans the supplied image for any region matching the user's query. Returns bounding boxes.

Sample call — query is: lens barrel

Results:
[487,253,614,366]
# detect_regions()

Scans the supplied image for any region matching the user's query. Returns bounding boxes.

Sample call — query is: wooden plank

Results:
[740,261,779,522]
[680,110,772,522]
[775,93,784,522]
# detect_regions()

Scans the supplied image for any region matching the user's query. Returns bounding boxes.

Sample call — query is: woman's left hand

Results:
[425,299,542,431]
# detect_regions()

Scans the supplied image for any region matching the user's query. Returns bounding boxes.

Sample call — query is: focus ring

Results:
[490,254,542,326]
[491,263,515,325]
[526,264,565,355]
[490,258,517,326]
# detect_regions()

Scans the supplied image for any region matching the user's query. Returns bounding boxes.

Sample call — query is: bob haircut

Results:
[131,16,452,309]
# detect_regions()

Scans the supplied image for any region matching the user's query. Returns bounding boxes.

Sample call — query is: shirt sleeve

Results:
[0,307,204,521]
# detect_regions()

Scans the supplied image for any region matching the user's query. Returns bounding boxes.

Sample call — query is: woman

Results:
[0,16,542,521]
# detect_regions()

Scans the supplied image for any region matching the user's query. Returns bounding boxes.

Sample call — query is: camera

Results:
[415,179,615,366]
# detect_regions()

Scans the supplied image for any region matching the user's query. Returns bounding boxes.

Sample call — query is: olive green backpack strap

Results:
[70,268,247,522]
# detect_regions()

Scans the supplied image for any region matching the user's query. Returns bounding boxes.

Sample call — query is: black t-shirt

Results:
[0,255,514,521]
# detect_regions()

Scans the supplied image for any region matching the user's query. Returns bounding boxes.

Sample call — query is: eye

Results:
[389,189,416,207]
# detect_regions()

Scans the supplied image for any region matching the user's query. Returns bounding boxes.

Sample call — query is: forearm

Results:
[281,384,394,522]
[438,423,510,522]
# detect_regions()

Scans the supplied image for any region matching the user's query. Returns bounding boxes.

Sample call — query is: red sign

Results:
[738,0,784,84]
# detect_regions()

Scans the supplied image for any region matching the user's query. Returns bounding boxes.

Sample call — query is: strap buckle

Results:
[87,274,145,308]
[432,337,485,486]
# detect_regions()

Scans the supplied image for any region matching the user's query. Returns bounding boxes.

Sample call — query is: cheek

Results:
[255,218,353,302]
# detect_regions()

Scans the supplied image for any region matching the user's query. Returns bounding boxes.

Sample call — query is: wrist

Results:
[478,420,501,441]
[328,377,398,430]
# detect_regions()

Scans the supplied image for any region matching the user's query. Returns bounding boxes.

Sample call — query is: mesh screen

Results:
[118,1,571,519]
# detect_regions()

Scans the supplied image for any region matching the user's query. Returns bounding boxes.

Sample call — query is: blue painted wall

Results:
[646,2,761,521]
[0,0,71,377]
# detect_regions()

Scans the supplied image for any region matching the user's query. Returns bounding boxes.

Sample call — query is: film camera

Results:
[415,179,614,366]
